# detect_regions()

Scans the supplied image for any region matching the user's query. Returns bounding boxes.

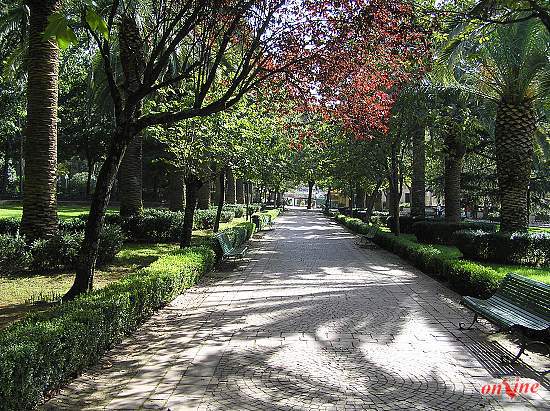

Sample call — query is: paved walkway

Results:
[45,210,548,410]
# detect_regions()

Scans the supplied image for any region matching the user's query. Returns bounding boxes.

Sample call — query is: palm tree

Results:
[118,134,143,217]
[451,21,550,231]
[20,0,60,240]
[226,168,236,204]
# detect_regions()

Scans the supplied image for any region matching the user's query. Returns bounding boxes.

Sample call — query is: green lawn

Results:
[0,216,250,330]
[0,203,119,219]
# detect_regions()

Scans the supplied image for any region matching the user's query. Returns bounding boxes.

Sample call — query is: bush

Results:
[413,221,496,245]
[0,235,32,275]
[0,218,20,236]
[372,230,503,298]
[454,230,550,267]
[58,218,87,233]
[329,212,506,298]
[30,233,83,271]
[223,205,245,218]
[30,225,125,272]
[105,209,184,243]
[97,225,126,266]
[0,246,216,411]
[385,215,426,234]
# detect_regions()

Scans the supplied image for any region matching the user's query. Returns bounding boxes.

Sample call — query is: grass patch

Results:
[0,203,118,220]
[0,243,178,330]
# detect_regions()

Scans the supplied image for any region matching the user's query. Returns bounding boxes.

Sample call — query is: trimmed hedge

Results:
[372,230,503,297]
[331,213,505,298]
[0,210,278,409]
[454,230,550,267]
[412,221,496,245]
[0,246,216,411]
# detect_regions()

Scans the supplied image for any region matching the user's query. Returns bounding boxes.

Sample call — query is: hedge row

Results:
[0,209,282,409]
[0,246,216,411]
[331,213,504,298]
[412,220,496,245]
[455,230,550,267]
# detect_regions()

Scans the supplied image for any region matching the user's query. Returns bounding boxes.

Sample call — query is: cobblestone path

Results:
[44,209,549,410]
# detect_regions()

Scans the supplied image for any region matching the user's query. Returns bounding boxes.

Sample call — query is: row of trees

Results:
[1,0,548,299]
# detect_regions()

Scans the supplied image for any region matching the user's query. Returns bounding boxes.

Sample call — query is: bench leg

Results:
[459,313,478,330]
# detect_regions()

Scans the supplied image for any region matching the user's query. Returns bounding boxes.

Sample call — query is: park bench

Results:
[356,225,378,247]
[214,232,248,262]
[459,273,550,374]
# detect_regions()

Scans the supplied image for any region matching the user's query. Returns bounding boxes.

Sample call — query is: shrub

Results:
[0,246,216,411]
[0,235,32,275]
[385,215,426,234]
[330,212,505,298]
[454,230,550,267]
[223,205,245,218]
[413,221,496,245]
[0,218,21,236]
[30,225,125,272]
[30,233,83,272]
[194,209,216,230]
[105,209,184,243]
[58,218,87,233]
[371,230,503,297]
[97,225,126,266]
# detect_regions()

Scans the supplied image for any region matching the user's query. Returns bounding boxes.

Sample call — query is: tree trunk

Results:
[1,136,11,194]
[307,181,314,209]
[236,179,245,204]
[64,134,131,300]
[169,169,186,211]
[214,170,225,232]
[245,181,250,220]
[326,186,332,210]
[356,187,366,208]
[21,0,60,241]
[118,133,143,217]
[411,126,426,219]
[365,179,383,222]
[495,101,535,232]
[389,141,400,235]
[197,180,211,209]
[181,176,200,248]
[85,160,94,199]
[213,172,223,206]
[444,133,465,223]
[226,168,236,204]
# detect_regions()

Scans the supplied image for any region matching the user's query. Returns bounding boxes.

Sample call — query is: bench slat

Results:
[461,273,550,333]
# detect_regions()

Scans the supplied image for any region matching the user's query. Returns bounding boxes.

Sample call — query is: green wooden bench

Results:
[459,273,549,374]
[214,232,248,262]
[356,225,378,247]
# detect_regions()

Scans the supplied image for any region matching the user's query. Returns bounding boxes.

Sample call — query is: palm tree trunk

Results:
[495,102,536,232]
[21,0,60,241]
[444,133,465,223]
[411,126,426,219]
[226,168,236,204]
[181,175,200,248]
[169,169,185,211]
[236,179,245,204]
[118,133,143,217]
